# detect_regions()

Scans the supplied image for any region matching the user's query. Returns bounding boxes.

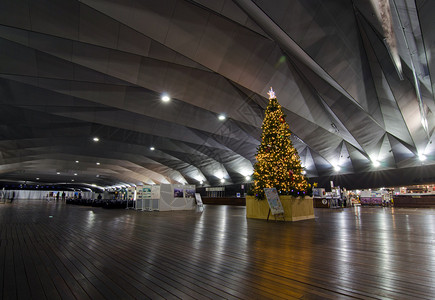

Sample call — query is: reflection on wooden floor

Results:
[1,200,434,299]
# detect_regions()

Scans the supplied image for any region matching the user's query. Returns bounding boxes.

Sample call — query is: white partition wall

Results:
[159,184,196,211]
[127,186,136,200]
[135,185,144,210]
[141,185,160,211]
[1,190,95,200]
[150,185,160,210]
[131,184,196,212]
[159,184,173,211]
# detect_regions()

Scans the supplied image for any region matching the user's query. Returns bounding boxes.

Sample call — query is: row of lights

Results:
[161,93,226,121]
[195,175,252,185]
[75,160,100,165]
[161,92,245,185]
[93,93,431,180]
[333,153,428,172]
[69,137,102,181]
[87,93,226,156]
[39,159,103,181]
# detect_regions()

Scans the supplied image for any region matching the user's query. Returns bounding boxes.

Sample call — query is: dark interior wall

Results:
[310,164,435,190]
[196,183,252,198]
[198,164,435,196]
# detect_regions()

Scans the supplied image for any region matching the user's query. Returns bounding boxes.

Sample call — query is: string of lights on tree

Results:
[252,87,310,199]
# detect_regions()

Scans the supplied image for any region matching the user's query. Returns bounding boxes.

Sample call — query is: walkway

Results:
[0,200,434,299]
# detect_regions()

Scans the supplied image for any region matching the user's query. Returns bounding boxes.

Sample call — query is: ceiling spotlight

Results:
[218,114,226,121]
[96,162,100,165]
[56,172,60,175]
[150,147,155,151]
[74,173,77,176]
[36,178,39,180]
[199,180,203,185]
[161,94,170,102]
[71,179,74,182]
[334,166,341,172]
[75,160,79,163]
[373,160,380,167]
[93,137,100,142]
[220,178,225,183]
[419,154,426,161]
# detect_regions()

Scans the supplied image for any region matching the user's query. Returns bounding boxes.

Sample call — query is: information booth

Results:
[313,188,328,208]
[313,187,344,208]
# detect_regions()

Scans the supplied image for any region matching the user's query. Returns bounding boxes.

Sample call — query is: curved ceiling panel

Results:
[0,0,433,189]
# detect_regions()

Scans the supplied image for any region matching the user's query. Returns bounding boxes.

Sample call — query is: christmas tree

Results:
[252,87,309,199]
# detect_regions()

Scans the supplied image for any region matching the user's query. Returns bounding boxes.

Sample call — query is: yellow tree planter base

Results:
[246,195,314,221]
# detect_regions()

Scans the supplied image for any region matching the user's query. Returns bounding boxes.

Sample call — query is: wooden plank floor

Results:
[1,201,434,299]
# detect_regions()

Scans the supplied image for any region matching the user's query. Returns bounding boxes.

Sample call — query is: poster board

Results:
[184,185,195,198]
[127,187,136,200]
[136,185,143,200]
[264,188,284,215]
[174,184,184,198]
[151,185,160,199]
[142,186,152,199]
[194,193,203,206]
[195,193,204,212]
[135,185,143,210]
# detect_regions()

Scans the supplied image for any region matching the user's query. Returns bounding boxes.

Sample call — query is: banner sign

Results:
[264,188,284,215]
[127,187,136,200]
[136,185,143,199]
[184,185,195,198]
[151,185,160,199]
[194,193,203,206]
[142,186,152,199]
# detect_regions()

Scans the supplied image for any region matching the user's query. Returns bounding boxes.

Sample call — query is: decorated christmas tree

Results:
[252,87,310,199]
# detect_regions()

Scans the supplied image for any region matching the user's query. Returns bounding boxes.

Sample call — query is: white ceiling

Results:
[0,0,434,189]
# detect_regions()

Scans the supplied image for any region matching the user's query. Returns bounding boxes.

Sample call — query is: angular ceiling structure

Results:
[0,0,434,190]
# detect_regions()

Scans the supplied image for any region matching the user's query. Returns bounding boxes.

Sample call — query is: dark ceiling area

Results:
[0,0,434,190]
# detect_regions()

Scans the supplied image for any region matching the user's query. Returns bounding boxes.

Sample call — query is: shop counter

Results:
[313,198,329,208]
[393,194,435,208]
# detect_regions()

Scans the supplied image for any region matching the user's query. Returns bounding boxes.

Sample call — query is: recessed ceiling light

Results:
[150,147,155,151]
[96,174,100,177]
[218,114,226,121]
[373,160,380,167]
[245,176,251,181]
[75,160,79,163]
[161,95,170,102]
[36,177,39,180]
[93,137,100,142]
[334,166,341,172]
[419,154,426,161]
[74,173,77,176]
[96,162,100,165]
[56,172,60,175]
[220,178,225,183]
[71,179,74,182]
[199,180,203,185]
